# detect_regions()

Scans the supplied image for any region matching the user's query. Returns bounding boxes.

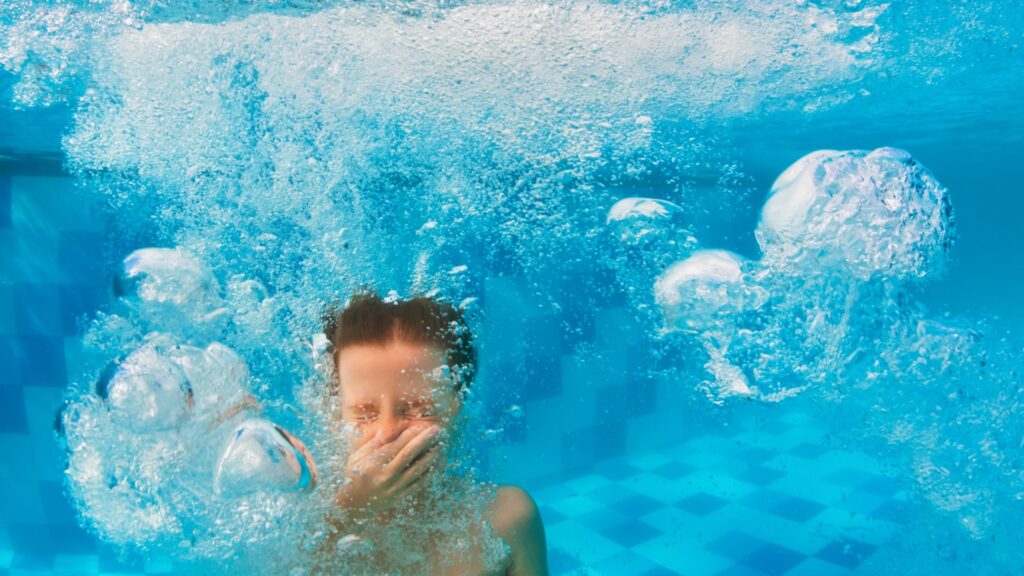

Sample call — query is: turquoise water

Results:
[1,1,1023,574]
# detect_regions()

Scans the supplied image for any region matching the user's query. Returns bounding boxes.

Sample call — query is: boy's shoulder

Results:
[489,484,541,539]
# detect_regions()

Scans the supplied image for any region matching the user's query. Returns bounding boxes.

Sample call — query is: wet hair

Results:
[321,290,477,393]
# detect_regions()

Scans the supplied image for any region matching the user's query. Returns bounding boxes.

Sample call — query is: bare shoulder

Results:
[489,485,541,537]
[489,485,549,576]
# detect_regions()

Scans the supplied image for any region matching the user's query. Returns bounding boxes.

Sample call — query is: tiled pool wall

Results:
[0,170,715,571]
[0,172,114,571]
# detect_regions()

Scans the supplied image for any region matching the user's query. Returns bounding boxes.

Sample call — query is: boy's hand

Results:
[336,424,442,521]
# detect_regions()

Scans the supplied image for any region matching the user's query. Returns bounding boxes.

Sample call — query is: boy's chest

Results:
[356,527,512,576]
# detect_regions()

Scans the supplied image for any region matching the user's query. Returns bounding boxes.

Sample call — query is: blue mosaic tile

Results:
[10,551,55,571]
[0,387,29,433]
[562,422,627,471]
[736,466,785,487]
[548,546,583,574]
[594,459,643,481]
[651,461,695,480]
[737,489,790,513]
[823,468,877,489]
[58,232,106,284]
[705,531,769,562]
[588,483,640,505]
[48,525,97,555]
[741,543,806,576]
[0,176,10,229]
[789,442,829,459]
[97,546,146,572]
[58,282,108,336]
[601,520,662,548]
[577,507,630,534]
[638,568,686,576]
[857,474,903,497]
[626,373,656,417]
[595,384,629,426]
[676,492,729,517]
[770,496,826,523]
[11,335,67,388]
[612,494,663,519]
[716,564,767,576]
[5,524,54,563]
[736,447,774,463]
[593,550,663,576]
[871,498,912,524]
[13,283,61,336]
[814,538,877,569]
[0,336,18,386]
[520,352,562,402]
[538,505,567,526]
[37,482,77,528]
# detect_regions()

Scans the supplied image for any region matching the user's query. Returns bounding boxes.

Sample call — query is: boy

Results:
[321,291,548,575]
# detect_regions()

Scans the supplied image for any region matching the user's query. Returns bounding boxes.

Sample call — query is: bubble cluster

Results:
[756,147,955,280]
[654,249,766,336]
[114,248,228,334]
[214,418,317,497]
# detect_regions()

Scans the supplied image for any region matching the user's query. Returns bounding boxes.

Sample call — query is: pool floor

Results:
[534,409,908,576]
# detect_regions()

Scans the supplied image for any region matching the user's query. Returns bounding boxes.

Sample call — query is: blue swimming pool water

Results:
[1,1,1023,574]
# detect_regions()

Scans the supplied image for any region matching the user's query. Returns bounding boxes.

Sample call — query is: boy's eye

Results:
[348,410,377,422]
[406,405,436,419]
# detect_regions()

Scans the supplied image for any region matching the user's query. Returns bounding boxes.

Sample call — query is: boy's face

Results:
[335,339,461,448]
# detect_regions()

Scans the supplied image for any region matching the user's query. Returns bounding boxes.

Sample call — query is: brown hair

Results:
[321,290,477,393]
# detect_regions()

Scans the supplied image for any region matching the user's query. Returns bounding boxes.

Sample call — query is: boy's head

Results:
[322,291,476,441]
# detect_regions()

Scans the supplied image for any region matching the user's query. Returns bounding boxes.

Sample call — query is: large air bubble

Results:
[214,418,317,497]
[756,147,954,281]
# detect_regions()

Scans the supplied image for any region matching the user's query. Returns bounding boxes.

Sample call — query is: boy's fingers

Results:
[386,425,440,474]
[394,445,440,490]
[350,430,385,460]
[377,424,430,460]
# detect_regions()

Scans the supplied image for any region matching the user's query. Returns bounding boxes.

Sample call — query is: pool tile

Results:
[789,443,829,460]
[676,492,729,517]
[612,494,664,518]
[593,550,663,576]
[651,461,695,480]
[578,507,631,534]
[634,534,732,575]
[740,543,805,576]
[549,547,583,575]
[545,494,605,519]
[594,459,643,481]
[602,520,663,548]
[0,389,29,434]
[619,472,693,504]
[0,176,11,229]
[546,521,625,565]
[563,473,613,494]
[770,496,826,523]
[814,538,878,569]
[705,531,768,562]
[735,466,785,487]
[10,336,67,388]
[715,563,766,576]
[784,556,855,576]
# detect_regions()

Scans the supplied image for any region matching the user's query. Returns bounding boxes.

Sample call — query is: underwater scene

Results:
[1,0,1023,574]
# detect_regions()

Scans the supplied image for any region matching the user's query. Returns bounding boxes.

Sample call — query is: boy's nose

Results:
[377,415,406,443]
